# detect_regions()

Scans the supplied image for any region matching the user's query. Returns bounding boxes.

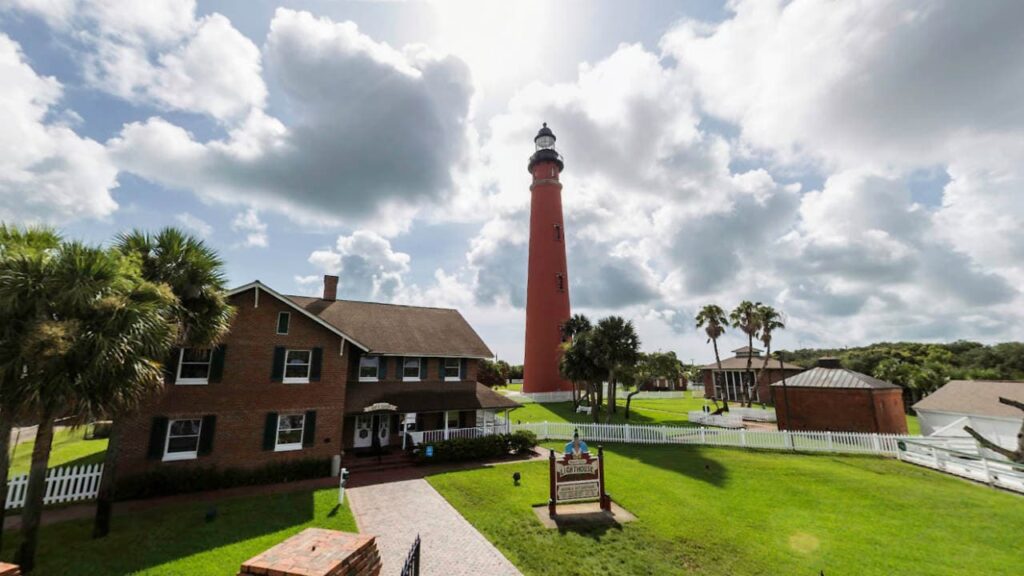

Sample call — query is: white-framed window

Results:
[276,312,290,335]
[176,348,212,385]
[283,349,311,384]
[444,358,462,381]
[163,418,202,461]
[275,413,305,451]
[359,356,380,382]
[403,358,421,381]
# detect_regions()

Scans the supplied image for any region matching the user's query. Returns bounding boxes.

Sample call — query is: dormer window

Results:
[359,356,379,382]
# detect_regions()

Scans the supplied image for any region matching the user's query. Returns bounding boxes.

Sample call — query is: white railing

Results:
[628,391,686,399]
[897,439,1024,494]
[512,421,917,455]
[688,411,744,428]
[5,463,104,510]
[418,426,502,444]
[728,407,778,422]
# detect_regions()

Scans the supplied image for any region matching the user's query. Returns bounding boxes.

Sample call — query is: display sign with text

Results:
[548,432,611,515]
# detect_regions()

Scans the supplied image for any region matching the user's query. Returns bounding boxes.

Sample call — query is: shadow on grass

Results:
[549,442,730,489]
[1,490,318,575]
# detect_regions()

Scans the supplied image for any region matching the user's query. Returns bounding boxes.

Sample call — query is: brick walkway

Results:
[347,479,521,576]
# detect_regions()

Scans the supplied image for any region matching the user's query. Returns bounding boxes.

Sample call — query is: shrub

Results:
[116,457,331,501]
[419,431,538,464]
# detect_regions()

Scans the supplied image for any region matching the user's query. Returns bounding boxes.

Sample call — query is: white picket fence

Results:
[687,411,744,429]
[897,439,1024,494]
[512,421,908,455]
[5,463,104,510]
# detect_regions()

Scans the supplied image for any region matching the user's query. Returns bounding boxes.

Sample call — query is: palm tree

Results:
[0,226,60,553]
[0,241,176,571]
[730,301,762,407]
[590,316,641,423]
[92,228,234,538]
[695,305,729,412]
[560,314,593,406]
[755,305,785,402]
[559,331,603,423]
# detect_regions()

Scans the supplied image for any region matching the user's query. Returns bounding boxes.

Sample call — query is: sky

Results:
[2,0,1023,364]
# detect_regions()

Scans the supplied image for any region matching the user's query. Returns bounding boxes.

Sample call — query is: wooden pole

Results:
[598,445,611,511]
[548,449,557,517]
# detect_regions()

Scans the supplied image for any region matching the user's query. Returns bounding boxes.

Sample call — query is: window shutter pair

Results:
[164,350,180,385]
[209,345,227,383]
[271,346,322,382]
[147,414,216,459]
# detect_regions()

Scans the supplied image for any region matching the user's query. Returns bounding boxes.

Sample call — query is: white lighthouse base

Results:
[521,390,575,403]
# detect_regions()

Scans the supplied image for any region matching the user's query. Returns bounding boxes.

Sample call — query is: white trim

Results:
[162,418,202,461]
[276,311,290,335]
[254,285,259,308]
[274,413,305,452]
[377,353,490,359]
[282,349,311,384]
[915,408,1022,424]
[175,348,211,385]
[227,281,369,351]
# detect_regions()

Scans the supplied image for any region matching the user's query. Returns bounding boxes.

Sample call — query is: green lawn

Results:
[9,427,108,477]
[429,443,1024,575]
[906,414,921,435]
[0,487,356,575]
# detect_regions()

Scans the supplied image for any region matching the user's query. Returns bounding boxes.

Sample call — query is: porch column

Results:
[444,410,449,440]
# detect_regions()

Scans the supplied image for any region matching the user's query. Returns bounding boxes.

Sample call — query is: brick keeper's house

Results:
[115,275,519,477]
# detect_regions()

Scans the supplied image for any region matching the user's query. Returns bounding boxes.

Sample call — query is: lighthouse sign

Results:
[548,429,611,515]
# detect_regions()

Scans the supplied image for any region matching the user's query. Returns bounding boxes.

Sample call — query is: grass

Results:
[509,392,922,435]
[9,427,108,477]
[0,487,356,575]
[429,443,1024,575]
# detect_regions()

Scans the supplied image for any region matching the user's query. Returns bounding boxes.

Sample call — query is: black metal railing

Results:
[400,534,421,576]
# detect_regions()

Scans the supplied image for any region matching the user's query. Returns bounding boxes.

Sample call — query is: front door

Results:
[354,415,373,448]
[377,414,391,446]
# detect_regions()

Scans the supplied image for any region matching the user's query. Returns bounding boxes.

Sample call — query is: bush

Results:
[116,457,331,501]
[419,431,537,464]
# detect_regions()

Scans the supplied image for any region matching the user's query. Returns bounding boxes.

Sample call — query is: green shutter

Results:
[209,345,226,383]
[303,411,317,447]
[271,347,285,382]
[147,417,169,460]
[460,359,468,381]
[310,347,323,381]
[377,356,386,380]
[439,357,446,379]
[420,357,427,379]
[397,357,404,380]
[198,415,217,455]
[164,349,180,384]
[263,413,278,451]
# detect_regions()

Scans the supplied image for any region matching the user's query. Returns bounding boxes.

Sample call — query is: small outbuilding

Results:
[771,358,907,434]
[700,346,804,403]
[913,380,1024,452]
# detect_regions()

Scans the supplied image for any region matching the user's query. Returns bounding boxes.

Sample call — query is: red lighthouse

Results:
[523,123,573,399]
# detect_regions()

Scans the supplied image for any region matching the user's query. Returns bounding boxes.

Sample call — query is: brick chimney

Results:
[323,275,338,301]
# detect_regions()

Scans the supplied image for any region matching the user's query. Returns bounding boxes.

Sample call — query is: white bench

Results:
[576,405,592,414]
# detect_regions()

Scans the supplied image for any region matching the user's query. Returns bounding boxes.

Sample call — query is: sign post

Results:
[549,429,610,516]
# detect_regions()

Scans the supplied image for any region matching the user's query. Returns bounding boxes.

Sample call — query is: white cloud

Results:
[230,208,267,248]
[307,230,411,301]
[0,33,118,224]
[174,212,212,237]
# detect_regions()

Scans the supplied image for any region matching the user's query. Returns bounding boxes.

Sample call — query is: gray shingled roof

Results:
[770,366,899,390]
[287,295,494,358]
[913,380,1024,419]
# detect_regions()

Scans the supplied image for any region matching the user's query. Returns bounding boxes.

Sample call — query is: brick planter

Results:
[238,528,381,576]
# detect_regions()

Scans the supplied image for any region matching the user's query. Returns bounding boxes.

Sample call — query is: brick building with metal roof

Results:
[771,357,907,434]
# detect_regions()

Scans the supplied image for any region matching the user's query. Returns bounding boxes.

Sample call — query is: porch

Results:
[346,408,512,453]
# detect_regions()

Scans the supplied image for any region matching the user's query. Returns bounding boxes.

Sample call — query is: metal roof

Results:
[770,366,900,390]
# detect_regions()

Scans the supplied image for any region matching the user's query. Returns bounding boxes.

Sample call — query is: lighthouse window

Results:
[556,273,565,292]
[553,224,562,241]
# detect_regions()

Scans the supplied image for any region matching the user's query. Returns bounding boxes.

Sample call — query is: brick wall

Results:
[117,288,349,478]
[772,386,908,434]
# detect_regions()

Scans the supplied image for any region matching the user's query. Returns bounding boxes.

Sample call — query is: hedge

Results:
[116,457,331,501]
[418,430,537,463]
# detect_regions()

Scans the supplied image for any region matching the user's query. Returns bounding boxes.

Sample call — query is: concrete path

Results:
[347,479,521,576]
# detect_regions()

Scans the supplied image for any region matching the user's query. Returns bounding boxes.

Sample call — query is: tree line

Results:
[0,226,233,572]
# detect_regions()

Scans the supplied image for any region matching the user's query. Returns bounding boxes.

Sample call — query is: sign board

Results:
[404,413,417,425]
[425,445,434,458]
[548,432,611,515]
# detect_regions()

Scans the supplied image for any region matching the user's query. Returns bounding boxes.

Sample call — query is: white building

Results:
[913,380,1024,453]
